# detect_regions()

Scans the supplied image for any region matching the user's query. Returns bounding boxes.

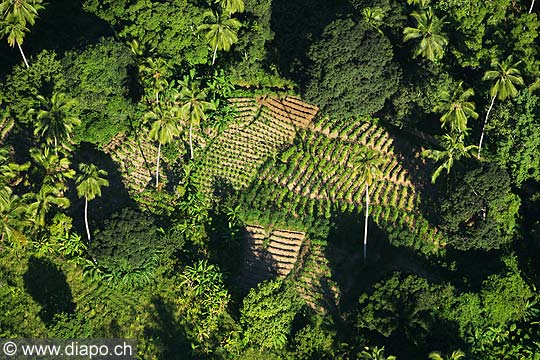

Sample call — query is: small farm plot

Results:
[191,96,319,193]
[236,224,306,291]
[246,119,445,254]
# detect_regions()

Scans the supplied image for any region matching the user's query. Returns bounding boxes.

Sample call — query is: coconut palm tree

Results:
[144,104,182,188]
[429,350,465,360]
[0,0,45,68]
[32,92,80,155]
[178,82,216,159]
[139,57,171,105]
[30,146,75,191]
[0,186,27,243]
[27,184,70,230]
[198,10,241,65]
[422,133,477,183]
[76,163,109,242]
[478,55,524,159]
[355,148,384,260]
[0,147,29,186]
[215,0,244,15]
[437,81,478,136]
[403,8,448,62]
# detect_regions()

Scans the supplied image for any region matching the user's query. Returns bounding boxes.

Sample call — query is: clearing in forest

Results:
[191,96,318,192]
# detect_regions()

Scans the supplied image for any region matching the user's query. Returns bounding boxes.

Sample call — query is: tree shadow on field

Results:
[269,0,352,83]
[144,297,193,359]
[67,142,136,236]
[23,256,75,325]
[0,0,113,76]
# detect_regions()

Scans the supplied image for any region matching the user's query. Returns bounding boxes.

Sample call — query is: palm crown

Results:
[198,10,241,65]
[403,8,448,62]
[437,81,478,135]
[483,56,525,101]
[76,163,109,202]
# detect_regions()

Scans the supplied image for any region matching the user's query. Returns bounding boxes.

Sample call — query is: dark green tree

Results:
[304,18,401,118]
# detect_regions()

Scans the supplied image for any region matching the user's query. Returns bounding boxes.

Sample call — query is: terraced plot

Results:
[191,96,318,192]
[103,132,167,194]
[245,118,444,253]
[237,225,305,291]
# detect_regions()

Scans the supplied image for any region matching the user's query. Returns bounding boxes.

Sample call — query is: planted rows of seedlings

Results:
[243,124,444,253]
[191,97,318,193]
[237,225,306,291]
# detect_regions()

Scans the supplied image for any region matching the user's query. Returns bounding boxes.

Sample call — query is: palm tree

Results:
[144,104,182,188]
[32,92,80,155]
[27,184,70,229]
[429,350,465,360]
[139,57,171,105]
[0,186,27,243]
[30,146,75,191]
[478,56,524,159]
[0,147,29,185]
[178,82,216,159]
[76,163,109,242]
[407,0,430,7]
[198,10,241,65]
[0,0,45,68]
[437,81,478,136]
[359,346,397,360]
[403,8,448,62]
[215,0,244,15]
[422,133,477,183]
[354,149,384,260]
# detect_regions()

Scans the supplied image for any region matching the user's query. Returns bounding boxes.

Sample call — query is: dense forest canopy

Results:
[1,0,540,359]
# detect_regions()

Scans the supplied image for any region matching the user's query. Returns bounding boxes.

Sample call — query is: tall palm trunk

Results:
[477,94,497,159]
[17,42,29,68]
[189,123,194,159]
[530,0,535,13]
[364,183,369,261]
[212,44,218,65]
[84,197,91,242]
[155,91,159,105]
[155,142,161,188]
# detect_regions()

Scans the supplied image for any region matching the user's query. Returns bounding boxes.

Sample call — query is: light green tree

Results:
[478,56,524,159]
[429,350,465,360]
[359,346,397,360]
[437,81,478,136]
[30,147,75,191]
[215,0,244,15]
[139,57,171,105]
[178,82,215,159]
[144,104,181,188]
[0,186,27,243]
[33,92,80,155]
[0,0,44,67]
[76,163,109,242]
[355,148,384,260]
[422,133,477,183]
[27,184,70,230]
[403,8,448,62]
[198,10,241,65]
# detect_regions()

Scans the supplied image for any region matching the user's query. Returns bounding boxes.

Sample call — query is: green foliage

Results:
[304,18,401,118]
[1,50,65,124]
[82,0,208,67]
[62,38,136,146]
[89,207,163,287]
[439,162,520,250]
[489,90,540,185]
[240,279,302,351]
[403,8,448,62]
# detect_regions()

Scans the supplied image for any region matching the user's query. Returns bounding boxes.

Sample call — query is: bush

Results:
[89,207,163,287]
[303,18,401,118]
